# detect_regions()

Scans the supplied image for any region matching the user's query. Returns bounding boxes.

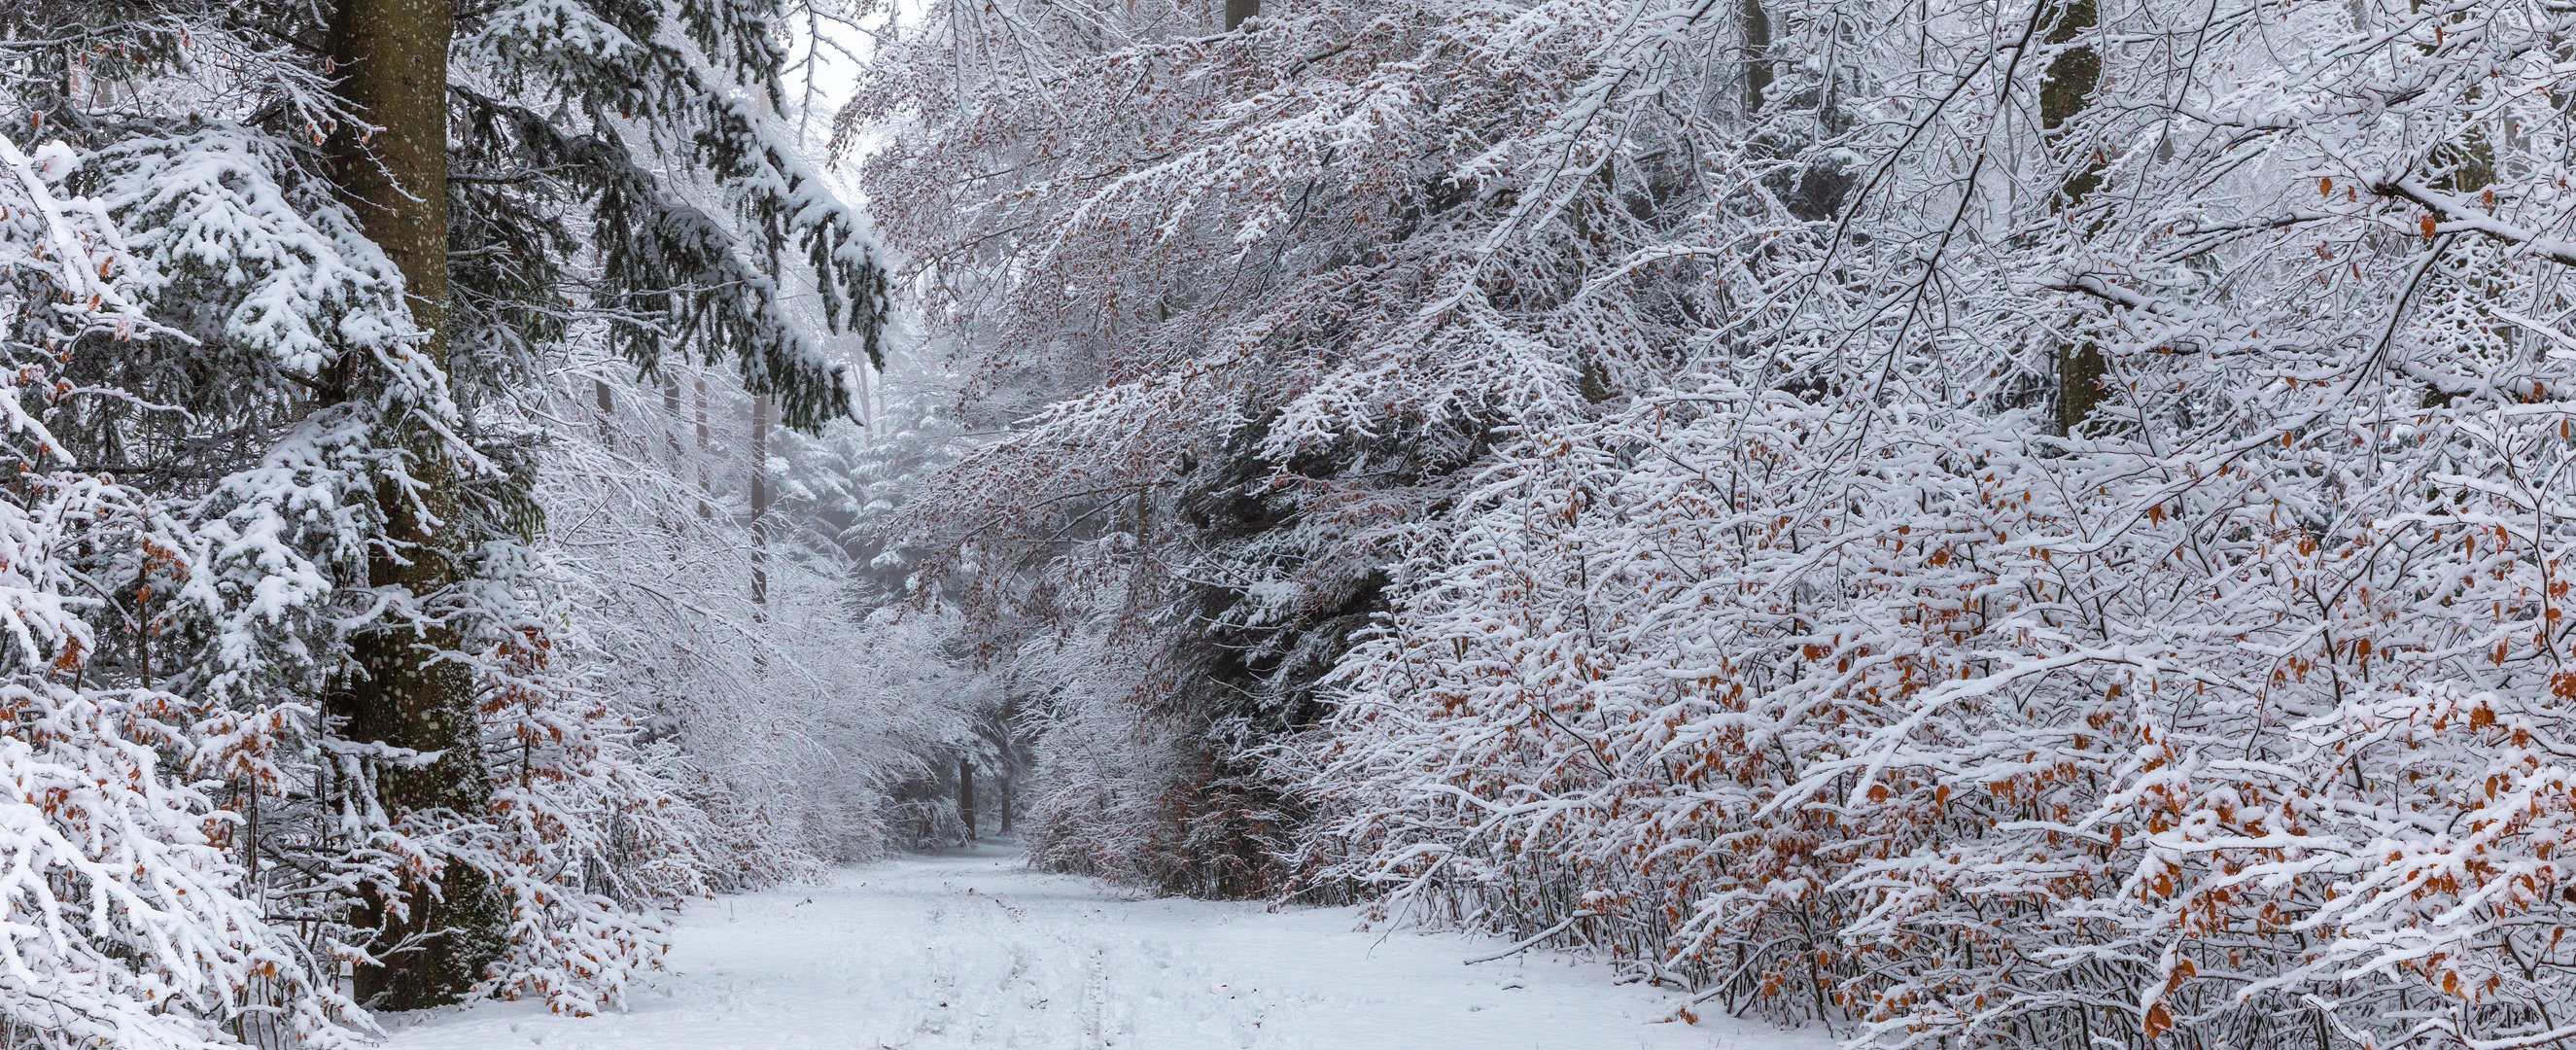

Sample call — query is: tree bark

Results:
[325,0,506,1009]
[855,360,871,448]
[1739,0,1771,118]
[957,756,977,841]
[1225,0,1257,31]
[750,392,771,612]
[695,375,714,519]
[663,371,685,468]
[2041,0,2106,437]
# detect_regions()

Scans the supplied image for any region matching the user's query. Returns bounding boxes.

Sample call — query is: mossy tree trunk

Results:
[326,0,507,1009]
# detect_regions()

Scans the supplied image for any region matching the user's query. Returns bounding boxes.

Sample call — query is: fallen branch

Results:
[1463,911,1597,965]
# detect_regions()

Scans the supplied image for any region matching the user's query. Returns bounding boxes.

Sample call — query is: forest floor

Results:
[380,843,1823,1050]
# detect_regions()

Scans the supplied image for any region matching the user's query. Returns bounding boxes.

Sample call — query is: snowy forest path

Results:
[378,844,1814,1049]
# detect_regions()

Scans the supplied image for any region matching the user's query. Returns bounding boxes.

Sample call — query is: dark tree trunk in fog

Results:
[958,757,977,840]
[695,375,713,518]
[1739,0,1771,116]
[751,392,772,612]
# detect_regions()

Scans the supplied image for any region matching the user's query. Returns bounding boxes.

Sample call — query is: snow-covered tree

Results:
[0,0,892,1034]
[0,130,363,1049]
[845,0,2576,1046]
[842,0,1808,893]
[1301,2,2576,1047]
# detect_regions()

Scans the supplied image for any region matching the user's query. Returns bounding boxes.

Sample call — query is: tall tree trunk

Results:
[695,375,713,518]
[1739,0,1771,118]
[855,360,872,448]
[957,756,976,841]
[2042,0,2106,436]
[325,0,506,1009]
[663,371,685,470]
[750,392,771,612]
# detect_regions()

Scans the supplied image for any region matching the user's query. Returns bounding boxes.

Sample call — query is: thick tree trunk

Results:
[1225,0,1257,30]
[325,0,506,1009]
[957,757,976,841]
[2041,0,2106,437]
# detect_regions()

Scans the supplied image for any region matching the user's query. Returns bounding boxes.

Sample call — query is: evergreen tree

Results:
[0,0,890,1032]
[324,0,507,1006]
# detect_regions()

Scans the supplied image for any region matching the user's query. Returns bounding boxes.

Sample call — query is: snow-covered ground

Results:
[382,844,1826,1050]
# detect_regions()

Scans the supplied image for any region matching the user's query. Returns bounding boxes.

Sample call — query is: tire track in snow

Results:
[1081,945,1109,1049]
[380,847,1815,1050]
